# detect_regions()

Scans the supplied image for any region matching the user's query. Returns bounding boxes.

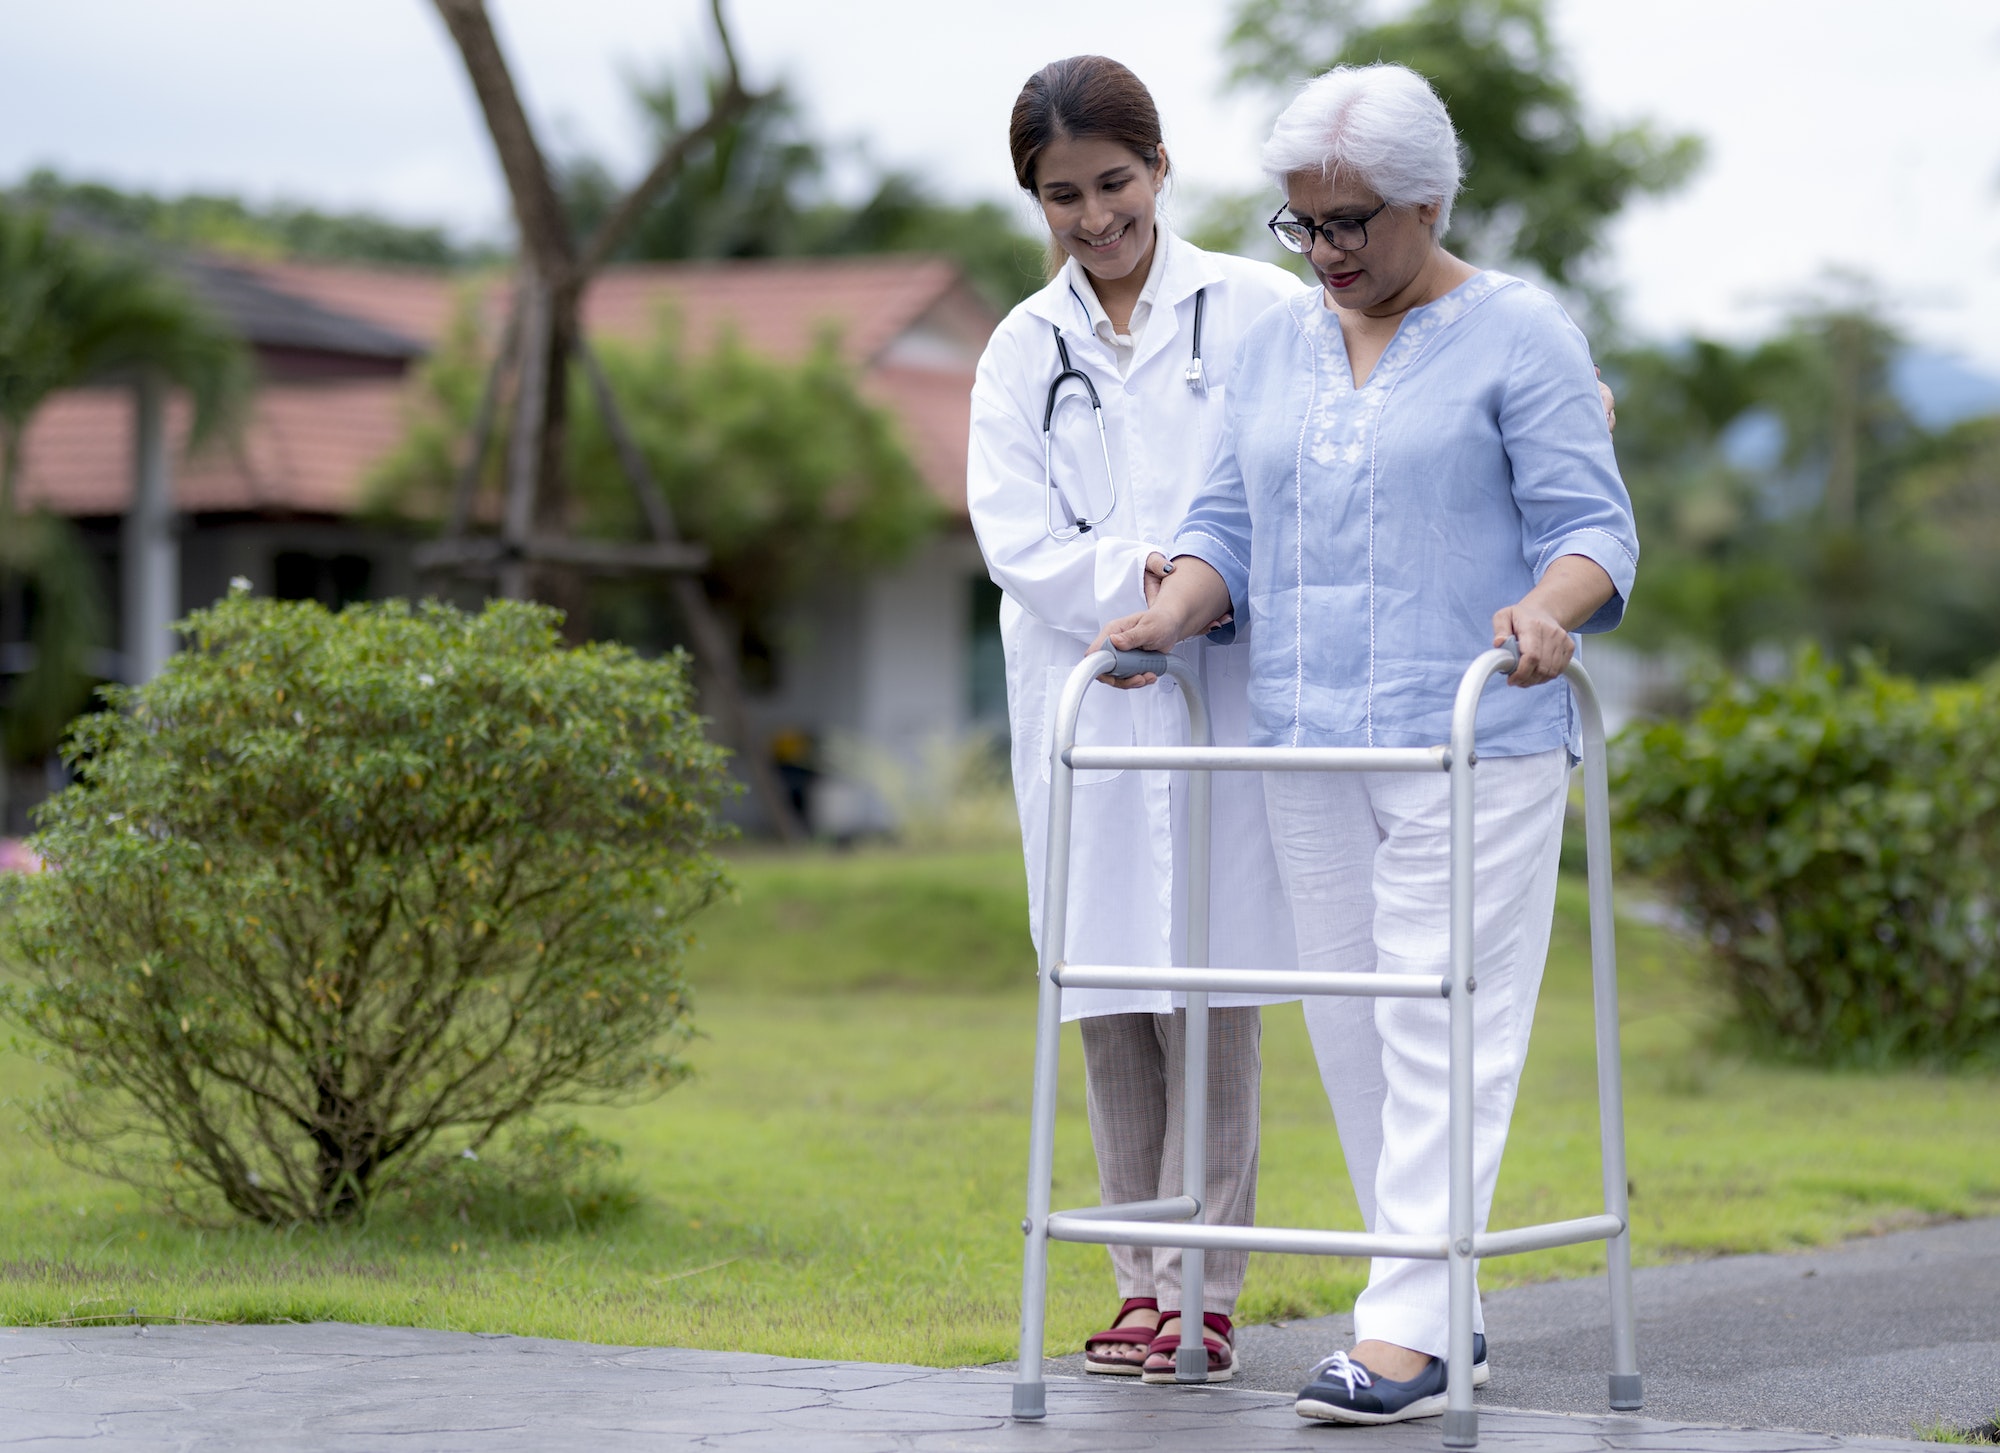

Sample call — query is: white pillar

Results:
[122,371,177,684]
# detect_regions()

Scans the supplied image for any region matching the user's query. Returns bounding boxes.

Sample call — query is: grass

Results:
[0,845,1996,1367]
[1919,1413,2000,1445]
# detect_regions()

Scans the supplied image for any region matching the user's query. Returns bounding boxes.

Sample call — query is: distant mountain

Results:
[1891,348,2000,429]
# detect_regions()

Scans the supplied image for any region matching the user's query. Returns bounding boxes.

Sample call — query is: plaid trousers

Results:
[1078,1006,1262,1315]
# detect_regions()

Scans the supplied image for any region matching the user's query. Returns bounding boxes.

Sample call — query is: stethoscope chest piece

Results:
[1183,287,1208,394]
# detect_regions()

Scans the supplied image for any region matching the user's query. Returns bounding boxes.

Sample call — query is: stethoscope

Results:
[1043,285,1207,542]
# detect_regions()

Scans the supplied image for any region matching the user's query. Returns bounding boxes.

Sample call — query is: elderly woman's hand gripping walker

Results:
[1093,62,1637,1427]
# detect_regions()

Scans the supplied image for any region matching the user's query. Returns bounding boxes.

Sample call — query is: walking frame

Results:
[1011,642,1642,1449]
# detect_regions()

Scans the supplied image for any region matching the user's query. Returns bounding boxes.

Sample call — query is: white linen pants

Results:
[1079,1007,1262,1315]
[1265,750,1568,1358]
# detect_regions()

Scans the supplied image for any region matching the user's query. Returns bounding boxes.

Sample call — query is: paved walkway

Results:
[1,1218,1994,1451]
[0,1323,1952,1452]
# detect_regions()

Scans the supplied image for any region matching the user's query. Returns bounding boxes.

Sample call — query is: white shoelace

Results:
[1307,1350,1373,1397]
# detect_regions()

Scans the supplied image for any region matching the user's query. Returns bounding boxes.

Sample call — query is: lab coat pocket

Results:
[1037,664,1129,785]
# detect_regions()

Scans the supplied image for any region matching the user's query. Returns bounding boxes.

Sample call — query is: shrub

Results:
[1614,651,2000,1066]
[2,591,729,1224]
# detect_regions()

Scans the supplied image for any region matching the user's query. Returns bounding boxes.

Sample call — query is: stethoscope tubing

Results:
[1043,285,1207,542]
[1043,329,1115,540]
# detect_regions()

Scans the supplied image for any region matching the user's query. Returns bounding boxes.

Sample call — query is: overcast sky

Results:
[5,1,1998,370]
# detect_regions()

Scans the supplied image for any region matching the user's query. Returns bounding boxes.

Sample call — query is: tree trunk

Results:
[427,0,577,283]
[430,0,803,839]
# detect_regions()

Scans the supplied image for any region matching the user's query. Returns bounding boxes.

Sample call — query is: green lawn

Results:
[1,847,1994,1366]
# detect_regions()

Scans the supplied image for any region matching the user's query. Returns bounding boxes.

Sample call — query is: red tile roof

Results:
[18,255,995,520]
[20,379,411,517]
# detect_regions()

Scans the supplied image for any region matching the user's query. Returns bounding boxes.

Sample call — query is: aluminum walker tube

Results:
[1013,648,1213,1414]
[1011,650,1110,1419]
[1442,642,1523,1450]
[1566,659,1644,1412]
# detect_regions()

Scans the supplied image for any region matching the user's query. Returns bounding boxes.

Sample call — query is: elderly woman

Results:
[1097,63,1638,1426]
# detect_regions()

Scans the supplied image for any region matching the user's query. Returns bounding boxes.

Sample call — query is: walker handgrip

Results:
[1108,649,1176,680]
[1498,636,1521,676]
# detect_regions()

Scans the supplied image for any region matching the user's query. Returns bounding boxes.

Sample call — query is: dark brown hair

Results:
[1008,55,1166,194]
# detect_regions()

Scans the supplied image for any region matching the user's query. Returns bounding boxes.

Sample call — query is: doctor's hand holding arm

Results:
[1093,557,1233,686]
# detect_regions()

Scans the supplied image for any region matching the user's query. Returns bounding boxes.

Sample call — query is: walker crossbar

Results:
[1012,644,1642,1447]
[1049,1219,1446,1260]
[1041,1212,1625,1261]
[1056,964,1448,999]
[1065,744,1448,773]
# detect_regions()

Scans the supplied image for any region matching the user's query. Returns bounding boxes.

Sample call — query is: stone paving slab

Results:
[0,1321,1954,1452]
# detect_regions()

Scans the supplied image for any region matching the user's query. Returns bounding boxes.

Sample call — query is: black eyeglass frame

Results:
[1266,200,1389,255]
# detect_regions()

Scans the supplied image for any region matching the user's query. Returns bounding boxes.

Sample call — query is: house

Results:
[8,253,1008,834]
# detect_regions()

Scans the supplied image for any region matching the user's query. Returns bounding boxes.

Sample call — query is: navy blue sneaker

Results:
[1471,1332,1490,1388]
[1295,1350,1449,1424]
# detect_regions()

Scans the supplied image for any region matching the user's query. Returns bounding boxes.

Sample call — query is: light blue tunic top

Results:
[1170,270,1638,757]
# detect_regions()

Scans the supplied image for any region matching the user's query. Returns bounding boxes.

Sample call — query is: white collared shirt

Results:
[1062,226,1172,379]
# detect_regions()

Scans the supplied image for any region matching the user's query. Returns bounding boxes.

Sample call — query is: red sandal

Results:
[1083,1297,1161,1376]
[1140,1310,1234,1383]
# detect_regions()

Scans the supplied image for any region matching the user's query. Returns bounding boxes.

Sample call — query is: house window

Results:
[273,551,372,610]
[968,575,1007,733]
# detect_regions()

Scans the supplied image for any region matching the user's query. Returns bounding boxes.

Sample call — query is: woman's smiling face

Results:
[1283,170,1442,315]
[1034,134,1167,284]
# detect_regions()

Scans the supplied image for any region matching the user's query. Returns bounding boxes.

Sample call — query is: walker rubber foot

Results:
[1011,1382,1046,1419]
[1442,1408,1479,1447]
[1175,1343,1207,1382]
[1609,1372,1643,1411]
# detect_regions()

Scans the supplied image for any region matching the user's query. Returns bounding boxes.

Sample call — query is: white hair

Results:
[1260,64,1463,238]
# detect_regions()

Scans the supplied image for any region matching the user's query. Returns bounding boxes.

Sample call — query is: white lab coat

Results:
[968,228,1306,1020]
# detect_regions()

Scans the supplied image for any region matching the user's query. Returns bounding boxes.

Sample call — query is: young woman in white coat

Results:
[966,55,1307,1384]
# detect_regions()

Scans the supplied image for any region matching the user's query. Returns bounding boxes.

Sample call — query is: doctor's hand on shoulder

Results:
[1090,555,1234,688]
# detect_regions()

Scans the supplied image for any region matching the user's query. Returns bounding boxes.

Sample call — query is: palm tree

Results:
[0,203,248,821]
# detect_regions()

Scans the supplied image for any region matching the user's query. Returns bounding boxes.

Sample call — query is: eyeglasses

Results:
[1267,201,1388,255]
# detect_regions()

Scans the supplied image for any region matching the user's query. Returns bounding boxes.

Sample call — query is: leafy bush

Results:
[1614,651,2000,1066]
[3,591,730,1224]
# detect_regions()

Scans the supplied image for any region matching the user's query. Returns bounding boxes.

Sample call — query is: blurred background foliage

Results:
[1604,297,2000,679]
[9,167,498,269]
[556,68,1046,311]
